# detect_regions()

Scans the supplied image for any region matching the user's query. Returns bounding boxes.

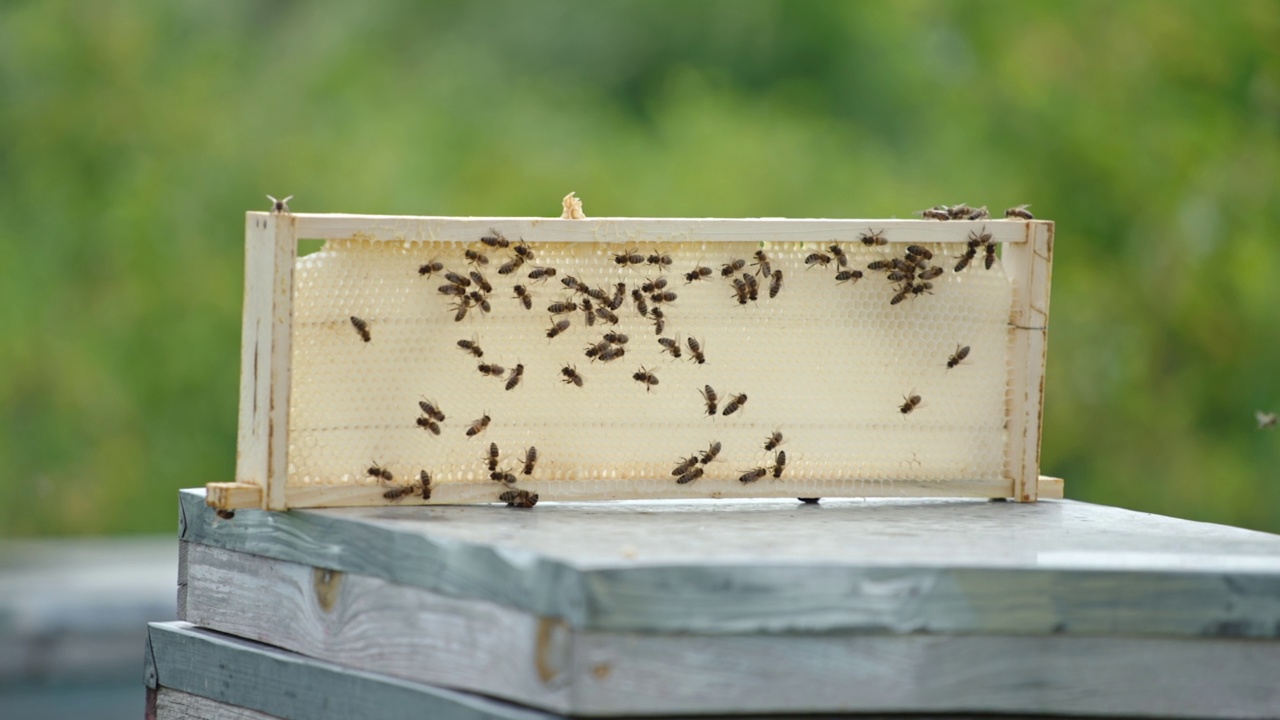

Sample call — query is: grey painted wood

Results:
[148,622,559,720]
[180,489,1280,639]
[182,543,1280,718]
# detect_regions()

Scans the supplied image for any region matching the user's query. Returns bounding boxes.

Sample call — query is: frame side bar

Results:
[1004,222,1054,502]
[234,214,275,494]
[267,214,298,510]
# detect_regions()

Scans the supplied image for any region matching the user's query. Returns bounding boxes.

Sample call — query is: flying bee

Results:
[546,319,571,338]
[722,393,748,416]
[764,431,784,451]
[828,244,848,267]
[676,466,705,485]
[738,467,768,484]
[478,362,505,377]
[468,291,492,313]
[521,446,538,475]
[528,266,557,282]
[598,345,626,362]
[771,450,787,479]
[614,248,645,266]
[631,289,648,316]
[700,441,722,464]
[769,269,783,298]
[685,266,713,283]
[469,271,492,293]
[984,243,997,269]
[731,277,750,305]
[804,252,832,268]
[486,442,501,472]
[418,399,445,422]
[906,245,933,260]
[609,283,626,310]
[967,206,991,220]
[500,489,538,508]
[491,471,518,485]
[418,260,444,276]
[480,229,510,248]
[640,277,668,293]
[505,363,524,391]
[438,283,468,297]
[547,299,578,315]
[919,266,944,281]
[561,365,584,387]
[900,393,922,415]
[267,194,293,213]
[444,271,471,287]
[752,250,772,278]
[700,384,718,416]
[603,331,629,345]
[647,253,672,269]
[464,249,489,266]
[457,337,483,358]
[1257,411,1278,430]
[921,206,950,220]
[594,306,619,325]
[513,285,533,310]
[686,336,705,364]
[581,298,596,326]
[513,240,534,260]
[1005,204,1034,220]
[721,258,747,277]
[672,454,701,476]
[350,316,371,342]
[650,307,666,335]
[859,229,888,246]
[946,344,971,369]
[835,269,863,284]
[498,256,525,275]
[367,463,393,482]
[632,366,659,392]
[466,414,491,438]
[650,290,677,304]
[416,416,441,435]
[657,336,682,358]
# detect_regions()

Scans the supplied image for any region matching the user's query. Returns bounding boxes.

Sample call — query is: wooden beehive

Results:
[206,203,1054,511]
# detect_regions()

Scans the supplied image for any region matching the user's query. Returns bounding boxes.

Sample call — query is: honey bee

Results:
[267,194,293,213]
[603,331,629,345]
[521,446,538,475]
[886,270,910,283]
[609,283,626,310]
[741,273,758,301]
[867,259,893,272]
[513,285,533,310]
[764,431,784,451]
[367,463,393,482]
[585,339,610,360]
[970,227,993,245]
[911,282,933,297]
[650,290,677,304]
[686,336,705,364]
[804,252,832,268]
[657,336,682,358]
[513,240,534,260]
[835,269,863,283]
[1005,205,1034,220]
[921,206,950,220]
[416,416,441,435]
[216,509,236,520]
[721,258,747,277]
[487,442,500,472]
[631,289,649,316]
[632,366,659,392]
[946,344,971,369]
[672,454,701,476]
[771,450,787,479]
[466,414,491,437]
[752,250,772,278]
[561,276,585,293]
[452,299,471,322]
[438,283,467,297]
[464,249,489,267]
[769,269,783,298]
[561,365,584,387]
[497,257,525,275]
[954,248,977,272]
[350,316,371,342]
[598,345,626,362]
[967,206,991,220]
[469,271,492,293]
[647,253,672,269]
[546,319,571,338]
[676,466,705,485]
[480,229,510,248]
[471,290,493,312]
[614,248,646,266]
[491,471,518,485]
[581,298,596,326]
[859,229,888,246]
[722,393,748,416]
[1257,411,1278,430]
[686,266,713,283]
[444,271,471,287]
[641,277,668,293]
[418,399,446,422]
[738,467,768,484]
[500,489,539,508]
[585,285,608,302]
[384,483,418,502]
[528,266,557,282]
[919,266,943,281]
[547,300,579,315]
[418,260,444,276]
[906,245,933,260]
[947,203,973,219]
[900,393,922,415]
[828,244,848,267]
[478,362,506,377]
[890,288,910,305]
[505,363,524,391]
[731,277,750,305]
[700,385,718,416]
[984,243,997,269]
[418,470,433,500]
[700,441,722,464]
[650,307,666,335]
[457,338,483,358]
[595,306,619,325]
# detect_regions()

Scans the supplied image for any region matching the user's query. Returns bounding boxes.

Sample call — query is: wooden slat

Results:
[1038,475,1065,498]
[205,482,263,510]
[156,688,283,720]
[284,212,1042,245]
[1004,221,1054,501]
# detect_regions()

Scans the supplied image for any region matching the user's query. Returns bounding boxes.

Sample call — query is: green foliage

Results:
[2,1,1278,535]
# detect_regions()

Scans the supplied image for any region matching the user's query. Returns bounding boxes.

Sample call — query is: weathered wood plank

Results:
[1005,221,1054,501]
[156,688,283,720]
[148,622,558,720]
[179,489,1280,639]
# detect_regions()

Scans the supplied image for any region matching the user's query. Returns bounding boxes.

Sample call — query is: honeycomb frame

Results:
[207,212,1054,511]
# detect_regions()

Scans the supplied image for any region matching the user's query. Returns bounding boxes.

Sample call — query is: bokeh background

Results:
[2,1,1278,536]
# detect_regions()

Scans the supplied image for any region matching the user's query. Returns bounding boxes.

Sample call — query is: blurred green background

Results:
[1,1,1277,536]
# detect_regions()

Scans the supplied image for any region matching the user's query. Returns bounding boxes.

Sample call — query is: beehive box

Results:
[206,204,1054,511]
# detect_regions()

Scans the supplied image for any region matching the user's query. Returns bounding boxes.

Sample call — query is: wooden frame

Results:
[208,213,1054,511]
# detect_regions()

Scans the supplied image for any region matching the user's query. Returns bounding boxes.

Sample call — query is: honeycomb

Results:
[287,233,1013,503]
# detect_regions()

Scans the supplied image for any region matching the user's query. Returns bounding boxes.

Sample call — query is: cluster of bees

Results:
[918,203,1033,221]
